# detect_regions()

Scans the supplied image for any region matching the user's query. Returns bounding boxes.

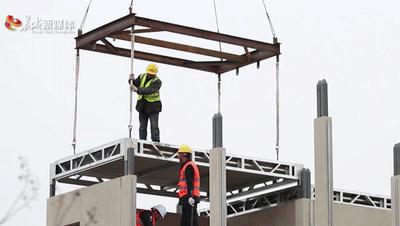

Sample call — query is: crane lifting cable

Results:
[127,0,136,139]
[261,0,277,39]
[72,0,94,154]
[213,0,222,114]
[129,0,134,13]
[275,45,280,161]
[260,0,280,160]
[128,19,135,138]
[79,0,93,31]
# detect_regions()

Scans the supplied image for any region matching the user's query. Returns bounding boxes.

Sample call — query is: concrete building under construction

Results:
[46,12,398,226]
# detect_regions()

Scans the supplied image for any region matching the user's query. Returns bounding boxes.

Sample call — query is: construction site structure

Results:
[47,137,394,226]
[46,13,397,226]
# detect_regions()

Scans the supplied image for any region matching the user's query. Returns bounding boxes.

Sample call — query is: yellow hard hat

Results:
[146,63,158,75]
[177,144,192,154]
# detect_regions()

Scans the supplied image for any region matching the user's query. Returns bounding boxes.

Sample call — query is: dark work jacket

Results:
[138,210,154,226]
[133,74,162,114]
[178,160,200,205]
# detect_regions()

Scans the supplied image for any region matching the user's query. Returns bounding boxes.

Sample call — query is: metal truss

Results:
[312,187,391,209]
[136,139,302,180]
[50,139,124,183]
[50,138,303,198]
[198,186,391,218]
[199,180,299,217]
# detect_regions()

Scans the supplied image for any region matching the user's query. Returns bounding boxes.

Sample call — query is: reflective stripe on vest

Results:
[137,73,160,102]
[136,210,156,226]
[177,161,200,198]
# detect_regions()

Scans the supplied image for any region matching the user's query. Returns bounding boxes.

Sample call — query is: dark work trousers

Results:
[181,203,198,226]
[139,111,160,142]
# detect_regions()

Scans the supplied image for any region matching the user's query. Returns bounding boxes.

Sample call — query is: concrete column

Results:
[210,147,226,226]
[131,175,137,226]
[122,141,136,226]
[124,147,135,175]
[212,113,223,148]
[392,176,400,226]
[298,168,311,199]
[49,179,56,197]
[317,79,329,117]
[394,143,400,176]
[314,79,333,226]
[392,144,400,226]
[314,116,333,226]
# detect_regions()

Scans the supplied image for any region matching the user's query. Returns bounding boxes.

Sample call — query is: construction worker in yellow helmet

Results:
[129,63,162,142]
[177,144,200,226]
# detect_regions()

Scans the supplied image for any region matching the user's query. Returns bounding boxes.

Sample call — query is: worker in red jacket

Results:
[136,204,167,226]
[177,145,200,226]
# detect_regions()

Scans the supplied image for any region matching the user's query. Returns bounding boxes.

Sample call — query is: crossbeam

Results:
[82,44,219,73]
[112,32,245,62]
[134,16,278,52]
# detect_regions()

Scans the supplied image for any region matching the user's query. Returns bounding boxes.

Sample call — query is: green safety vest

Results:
[137,73,161,102]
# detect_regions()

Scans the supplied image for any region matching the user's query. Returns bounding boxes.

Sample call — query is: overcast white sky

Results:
[1,0,399,225]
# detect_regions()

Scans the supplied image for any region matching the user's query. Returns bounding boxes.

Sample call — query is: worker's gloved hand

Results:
[130,85,138,92]
[128,73,135,85]
[188,197,196,207]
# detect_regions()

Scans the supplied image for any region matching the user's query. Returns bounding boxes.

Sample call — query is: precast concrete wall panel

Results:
[47,176,136,226]
[332,202,391,226]
[227,201,297,226]
[226,199,390,226]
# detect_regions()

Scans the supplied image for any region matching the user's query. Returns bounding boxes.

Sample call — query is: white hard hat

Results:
[152,204,167,219]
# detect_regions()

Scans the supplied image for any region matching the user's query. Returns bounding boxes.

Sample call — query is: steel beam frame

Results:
[75,14,280,74]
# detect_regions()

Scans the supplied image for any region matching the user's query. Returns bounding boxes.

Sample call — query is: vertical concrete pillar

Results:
[392,176,400,226]
[298,168,311,199]
[210,147,226,226]
[49,179,56,197]
[124,138,136,175]
[394,143,400,176]
[123,140,136,226]
[131,175,137,226]
[314,117,333,226]
[124,147,135,175]
[314,79,333,226]
[121,175,138,226]
[317,79,329,117]
[392,143,400,226]
[212,113,223,148]
[49,164,56,197]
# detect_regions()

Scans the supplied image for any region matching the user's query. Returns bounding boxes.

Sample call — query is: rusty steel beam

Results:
[76,14,136,49]
[184,61,238,68]
[244,47,252,62]
[135,16,280,53]
[111,32,245,62]
[183,50,276,74]
[218,50,277,74]
[83,44,220,73]
[133,28,162,34]
[100,38,118,53]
